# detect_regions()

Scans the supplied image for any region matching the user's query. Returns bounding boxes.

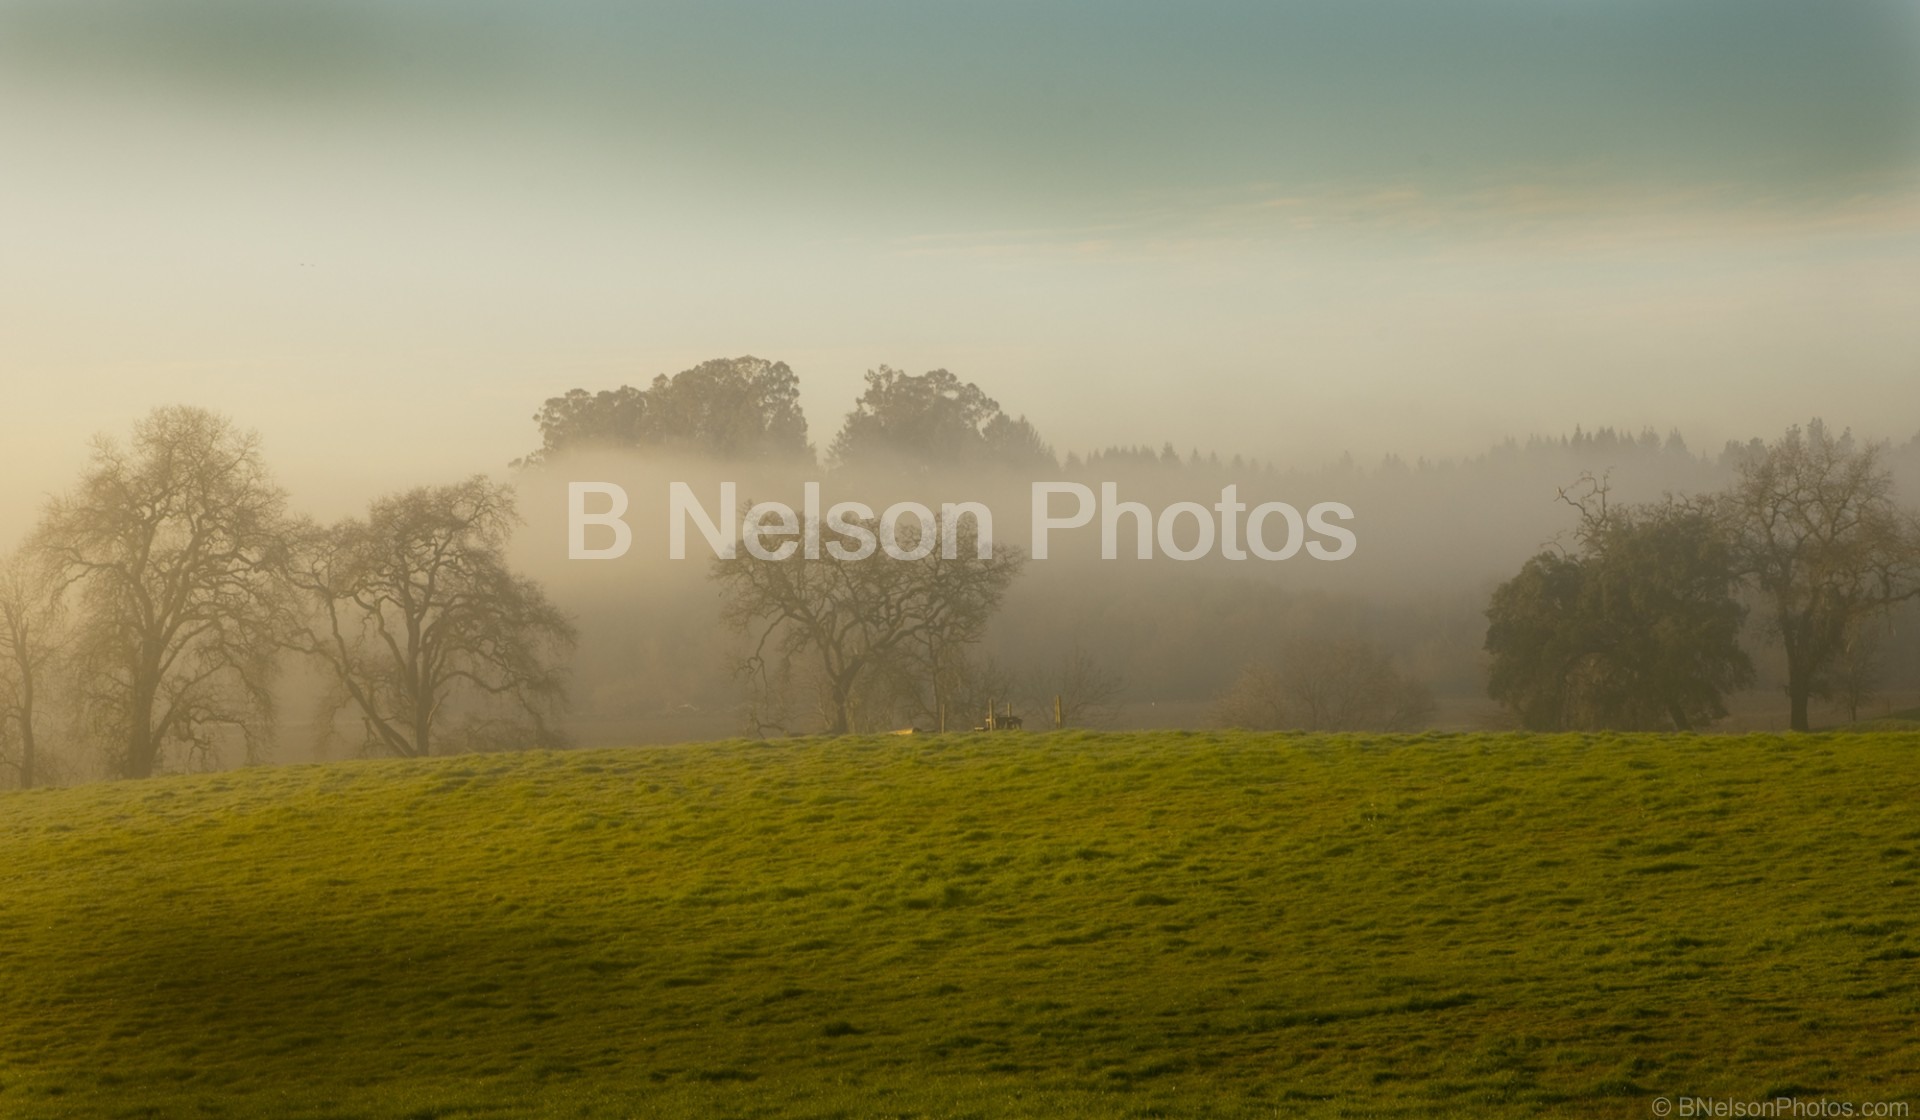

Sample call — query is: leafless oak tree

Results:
[0,549,61,788]
[1721,422,1920,731]
[716,516,1022,734]
[35,407,291,778]
[287,477,576,757]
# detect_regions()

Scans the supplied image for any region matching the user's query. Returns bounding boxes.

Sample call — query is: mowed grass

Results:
[1,732,1917,1119]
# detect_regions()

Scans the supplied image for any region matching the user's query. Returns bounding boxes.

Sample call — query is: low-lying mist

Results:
[502,432,1920,747]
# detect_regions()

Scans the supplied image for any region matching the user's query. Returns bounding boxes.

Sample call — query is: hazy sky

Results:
[2,0,1916,534]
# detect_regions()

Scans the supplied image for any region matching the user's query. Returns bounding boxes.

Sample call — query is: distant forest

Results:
[3,355,1918,787]
[514,354,1832,479]
[511,357,1920,742]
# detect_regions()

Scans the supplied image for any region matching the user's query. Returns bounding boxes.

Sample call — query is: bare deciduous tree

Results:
[287,477,576,757]
[36,407,291,778]
[716,516,1022,735]
[0,550,61,788]
[1721,422,1920,731]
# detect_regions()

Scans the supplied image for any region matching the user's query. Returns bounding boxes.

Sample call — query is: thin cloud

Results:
[893,170,1920,264]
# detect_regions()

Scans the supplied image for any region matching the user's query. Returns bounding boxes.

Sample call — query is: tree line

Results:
[5,357,1916,786]
[515,357,1051,473]
[517,353,1894,486]
[1485,421,1920,732]
[0,408,574,787]
[0,358,1079,782]
[519,355,1920,735]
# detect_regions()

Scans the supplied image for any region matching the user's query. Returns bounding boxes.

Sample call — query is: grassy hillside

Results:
[1,732,1917,1119]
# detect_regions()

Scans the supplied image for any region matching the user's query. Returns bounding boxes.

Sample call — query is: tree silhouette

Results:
[287,477,576,757]
[1486,477,1752,731]
[0,549,61,788]
[829,367,1054,471]
[715,515,1021,734]
[1721,422,1920,730]
[36,407,292,777]
[520,356,811,465]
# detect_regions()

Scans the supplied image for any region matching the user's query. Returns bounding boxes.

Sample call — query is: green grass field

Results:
[1,731,1916,1119]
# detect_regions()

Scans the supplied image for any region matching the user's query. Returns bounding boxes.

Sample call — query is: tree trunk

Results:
[1783,641,1812,732]
[126,723,155,779]
[824,654,860,735]
[16,676,34,790]
[830,671,861,735]
[1666,703,1693,733]
[126,674,159,778]
[121,638,168,778]
[1785,657,1811,731]
[1788,689,1810,732]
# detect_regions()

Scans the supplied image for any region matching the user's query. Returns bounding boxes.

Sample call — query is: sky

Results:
[1,0,1917,534]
